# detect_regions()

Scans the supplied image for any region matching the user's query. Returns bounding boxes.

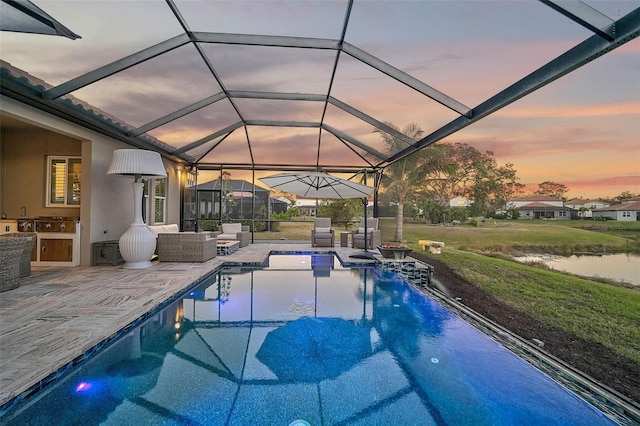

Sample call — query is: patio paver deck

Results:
[0,243,378,408]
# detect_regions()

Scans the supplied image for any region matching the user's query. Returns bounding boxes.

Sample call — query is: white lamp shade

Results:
[107,149,167,178]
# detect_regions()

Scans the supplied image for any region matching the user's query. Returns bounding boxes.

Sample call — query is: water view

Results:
[2,255,622,425]
[514,253,640,286]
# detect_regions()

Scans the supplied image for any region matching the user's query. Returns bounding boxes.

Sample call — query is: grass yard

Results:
[433,249,640,363]
[375,219,640,363]
[379,218,638,254]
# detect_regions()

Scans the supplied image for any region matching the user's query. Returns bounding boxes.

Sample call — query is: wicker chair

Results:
[157,232,217,262]
[1,237,25,292]
[0,232,36,277]
[215,223,251,248]
[351,218,382,250]
[311,217,335,247]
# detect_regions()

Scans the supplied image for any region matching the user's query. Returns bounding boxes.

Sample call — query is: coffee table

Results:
[216,239,240,256]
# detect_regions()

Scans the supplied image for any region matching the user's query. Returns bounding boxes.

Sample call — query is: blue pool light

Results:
[74,381,93,393]
[289,420,311,426]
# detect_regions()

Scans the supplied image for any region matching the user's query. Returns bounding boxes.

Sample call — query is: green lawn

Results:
[434,249,640,363]
[379,218,638,254]
[377,219,640,363]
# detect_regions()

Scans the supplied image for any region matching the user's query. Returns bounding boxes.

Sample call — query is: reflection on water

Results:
[515,253,640,286]
[2,255,622,425]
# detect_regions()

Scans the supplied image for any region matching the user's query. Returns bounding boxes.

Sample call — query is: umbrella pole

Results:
[348,198,377,260]
[362,197,368,252]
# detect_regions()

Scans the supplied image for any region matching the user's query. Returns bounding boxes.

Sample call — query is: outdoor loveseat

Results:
[156,232,217,262]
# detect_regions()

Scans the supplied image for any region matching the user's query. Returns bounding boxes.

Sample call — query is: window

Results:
[154,178,166,223]
[46,156,81,207]
[622,211,631,218]
[143,178,167,224]
[558,211,567,217]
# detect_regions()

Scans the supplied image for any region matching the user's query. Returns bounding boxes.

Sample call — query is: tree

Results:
[317,199,361,229]
[616,191,637,201]
[375,123,446,242]
[535,181,569,200]
[417,143,523,217]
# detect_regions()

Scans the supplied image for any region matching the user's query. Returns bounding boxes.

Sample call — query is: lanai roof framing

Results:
[1,0,638,174]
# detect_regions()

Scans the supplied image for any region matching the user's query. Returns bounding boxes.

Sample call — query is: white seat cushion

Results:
[222,223,242,234]
[148,224,179,238]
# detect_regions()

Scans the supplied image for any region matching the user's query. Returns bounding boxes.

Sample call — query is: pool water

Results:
[2,254,620,425]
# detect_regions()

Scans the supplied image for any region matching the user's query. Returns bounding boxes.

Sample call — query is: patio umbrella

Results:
[1,0,81,39]
[258,171,377,258]
[256,316,371,383]
[258,171,372,200]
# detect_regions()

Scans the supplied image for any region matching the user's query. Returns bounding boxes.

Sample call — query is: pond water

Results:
[514,253,640,286]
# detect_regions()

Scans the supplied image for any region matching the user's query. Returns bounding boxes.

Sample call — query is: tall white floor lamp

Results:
[108,149,167,269]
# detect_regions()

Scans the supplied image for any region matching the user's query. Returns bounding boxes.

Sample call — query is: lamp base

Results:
[119,223,156,269]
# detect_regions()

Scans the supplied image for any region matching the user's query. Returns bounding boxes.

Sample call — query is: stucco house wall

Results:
[593,201,640,221]
[1,96,181,266]
[565,199,610,218]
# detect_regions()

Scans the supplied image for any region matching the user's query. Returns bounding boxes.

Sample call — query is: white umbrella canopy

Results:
[259,171,377,258]
[258,171,373,200]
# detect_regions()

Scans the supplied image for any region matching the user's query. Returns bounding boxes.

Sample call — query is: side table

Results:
[92,240,124,266]
[340,231,350,247]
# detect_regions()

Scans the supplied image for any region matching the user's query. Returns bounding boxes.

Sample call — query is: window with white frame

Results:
[622,211,631,218]
[143,177,167,224]
[46,156,81,207]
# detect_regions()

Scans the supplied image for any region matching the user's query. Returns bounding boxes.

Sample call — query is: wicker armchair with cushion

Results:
[157,232,217,262]
[351,218,382,249]
[0,237,26,292]
[215,223,251,248]
[0,232,36,277]
[311,217,335,247]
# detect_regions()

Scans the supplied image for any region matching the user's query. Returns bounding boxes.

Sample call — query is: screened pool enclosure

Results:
[1,0,639,227]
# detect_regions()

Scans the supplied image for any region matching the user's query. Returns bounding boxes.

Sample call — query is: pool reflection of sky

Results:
[2,255,620,425]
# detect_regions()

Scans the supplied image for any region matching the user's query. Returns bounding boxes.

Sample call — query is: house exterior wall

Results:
[1,96,181,266]
[518,209,571,220]
[617,210,638,221]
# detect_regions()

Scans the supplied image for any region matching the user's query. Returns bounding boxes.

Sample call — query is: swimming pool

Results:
[1,254,625,425]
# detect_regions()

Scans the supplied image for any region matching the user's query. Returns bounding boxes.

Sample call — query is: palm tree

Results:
[375,123,443,242]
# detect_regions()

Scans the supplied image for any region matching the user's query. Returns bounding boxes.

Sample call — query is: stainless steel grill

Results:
[18,217,77,233]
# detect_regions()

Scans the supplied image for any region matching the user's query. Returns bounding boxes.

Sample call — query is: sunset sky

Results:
[1,0,638,200]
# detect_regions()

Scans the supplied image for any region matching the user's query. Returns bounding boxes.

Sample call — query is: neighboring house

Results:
[195,179,271,219]
[449,196,472,208]
[565,198,610,218]
[516,202,573,220]
[507,195,564,209]
[507,195,573,219]
[592,202,640,221]
[295,199,318,217]
[270,197,290,214]
[621,196,640,204]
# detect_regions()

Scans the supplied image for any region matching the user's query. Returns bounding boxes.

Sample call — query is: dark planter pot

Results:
[377,245,412,259]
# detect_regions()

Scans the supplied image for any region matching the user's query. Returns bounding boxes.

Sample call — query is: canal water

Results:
[514,253,640,286]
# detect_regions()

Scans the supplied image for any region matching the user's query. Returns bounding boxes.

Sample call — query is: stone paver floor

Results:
[0,243,377,408]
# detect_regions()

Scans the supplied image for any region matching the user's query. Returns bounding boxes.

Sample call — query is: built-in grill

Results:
[18,217,77,233]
